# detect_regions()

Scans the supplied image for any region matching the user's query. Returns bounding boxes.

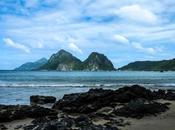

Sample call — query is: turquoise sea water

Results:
[0,71,175,105]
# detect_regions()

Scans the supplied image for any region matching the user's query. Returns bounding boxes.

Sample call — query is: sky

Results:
[0,0,175,70]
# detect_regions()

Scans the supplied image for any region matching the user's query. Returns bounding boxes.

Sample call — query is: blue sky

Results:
[0,0,175,69]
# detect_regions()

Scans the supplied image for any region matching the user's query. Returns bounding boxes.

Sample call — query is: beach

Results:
[1,85,175,130]
[2,100,175,130]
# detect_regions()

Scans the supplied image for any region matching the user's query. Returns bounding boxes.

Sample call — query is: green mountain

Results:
[39,50,115,71]
[15,58,47,71]
[16,49,116,71]
[82,52,116,71]
[119,59,175,71]
[39,49,83,71]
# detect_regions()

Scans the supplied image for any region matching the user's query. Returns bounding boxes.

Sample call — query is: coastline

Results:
[1,85,175,130]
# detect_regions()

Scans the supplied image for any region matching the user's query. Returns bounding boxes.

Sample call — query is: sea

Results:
[0,70,175,105]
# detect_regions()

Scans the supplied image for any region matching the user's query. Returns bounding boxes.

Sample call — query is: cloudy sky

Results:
[1,0,175,69]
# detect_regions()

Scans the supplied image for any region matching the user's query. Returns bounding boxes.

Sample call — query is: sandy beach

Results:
[1,100,175,130]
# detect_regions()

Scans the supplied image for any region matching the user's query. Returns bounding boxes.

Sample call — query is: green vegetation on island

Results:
[15,58,47,71]
[119,59,175,71]
[16,49,116,71]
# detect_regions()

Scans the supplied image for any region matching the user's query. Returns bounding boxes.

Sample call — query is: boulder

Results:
[115,85,154,102]
[52,88,117,113]
[0,105,58,122]
[30,95,56,105]
[53,85,156,113]
[165,91,175,100]
[114,99,169,119]
[0,124,7,130]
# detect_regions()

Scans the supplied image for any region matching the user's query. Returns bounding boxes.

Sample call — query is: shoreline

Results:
[1,84,175,106]
[1,85,175,130]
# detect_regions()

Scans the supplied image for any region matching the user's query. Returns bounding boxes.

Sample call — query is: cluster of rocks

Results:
[0,105,57,122]
[53,85,174,114]
[1,85,175,130]
[23,115,122,130]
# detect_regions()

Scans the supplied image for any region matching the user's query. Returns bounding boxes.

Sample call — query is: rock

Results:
[115,85,154,102]
[0,105,58,122]
[14,125,23,129]
[30,95,56,105]
[92,107,114,120]
[53,88,116,113]
[0,124,7,130]
[165,91,175,100]
[31,117,52,125]
[59,116,74,128]
[75,115,92,127]
[53,85,156,113]
[152,89,166,99]
[23,125,36,130]
[29,116,74,130]
[114,99,169,119]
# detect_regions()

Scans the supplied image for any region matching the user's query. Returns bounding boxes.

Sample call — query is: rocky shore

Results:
[1,85,175,130]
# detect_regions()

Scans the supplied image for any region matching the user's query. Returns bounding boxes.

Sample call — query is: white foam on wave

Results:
[0,81,175,90]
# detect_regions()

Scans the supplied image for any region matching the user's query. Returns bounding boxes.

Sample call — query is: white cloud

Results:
[113,34,129,44]
[1,0,175,69]
[68,43,83,54]
[116,4,158,24]
[132,42,156,54]
[3,38,30,53]
[37,41,44,49]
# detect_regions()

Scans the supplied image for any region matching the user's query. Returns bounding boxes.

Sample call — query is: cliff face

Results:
[82,52,116,71]
[39,50,82,71]
[15,58,47,71]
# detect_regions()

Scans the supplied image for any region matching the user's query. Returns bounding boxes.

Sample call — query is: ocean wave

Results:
[0,82,175,89]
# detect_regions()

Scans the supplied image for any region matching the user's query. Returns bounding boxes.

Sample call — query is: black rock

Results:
[30,95,56,105]
[53,85,156,113]
[75,115,92,127]
[165,91,175,100]
[0,124,7,130]
[115,85,154,102]
[53,88,116,113]
[31,117,51,125]
[114,99,169,119]
[0,105,58,122]
[23,125,36,130]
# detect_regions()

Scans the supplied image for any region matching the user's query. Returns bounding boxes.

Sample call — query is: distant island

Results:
[119,59,175,71]
[15,58,47,71]
[15,49,116,71]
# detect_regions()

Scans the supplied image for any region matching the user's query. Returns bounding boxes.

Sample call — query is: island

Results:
[119,59,175,71]
[15,49,116,71]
